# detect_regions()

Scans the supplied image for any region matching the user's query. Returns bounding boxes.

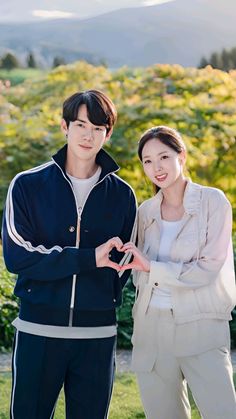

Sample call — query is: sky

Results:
[0,0,174,22]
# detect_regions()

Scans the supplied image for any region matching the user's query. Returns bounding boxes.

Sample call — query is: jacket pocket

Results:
[175,232,199,262]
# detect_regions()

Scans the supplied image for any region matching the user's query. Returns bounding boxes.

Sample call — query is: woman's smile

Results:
[155,173,168,182]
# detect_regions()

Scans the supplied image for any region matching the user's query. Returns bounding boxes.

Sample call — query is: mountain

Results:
[0,0,236,67]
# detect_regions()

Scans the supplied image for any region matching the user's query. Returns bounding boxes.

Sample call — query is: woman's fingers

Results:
[121,242,136,251]
[123,247,139,257]
[119,263,134,271]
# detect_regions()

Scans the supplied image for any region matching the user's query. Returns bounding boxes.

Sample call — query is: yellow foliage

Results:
[0,61,236,227]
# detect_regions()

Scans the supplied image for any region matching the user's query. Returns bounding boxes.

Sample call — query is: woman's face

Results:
[141,138,185,190]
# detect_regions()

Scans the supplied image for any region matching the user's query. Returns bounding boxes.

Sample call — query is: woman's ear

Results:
[179,149,186,165]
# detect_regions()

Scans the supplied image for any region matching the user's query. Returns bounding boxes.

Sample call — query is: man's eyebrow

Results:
[75,118,87,123]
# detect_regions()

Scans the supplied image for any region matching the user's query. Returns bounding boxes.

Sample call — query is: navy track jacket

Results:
[2,145,137,327]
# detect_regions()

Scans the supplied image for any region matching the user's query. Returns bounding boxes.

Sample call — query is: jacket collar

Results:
[51,144,120,180]
[182,180,202,215]
[146,178,202,222]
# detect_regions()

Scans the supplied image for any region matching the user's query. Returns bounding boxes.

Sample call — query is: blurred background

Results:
[0,1,236,417]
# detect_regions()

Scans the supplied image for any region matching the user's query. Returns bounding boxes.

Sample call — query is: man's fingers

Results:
[108,260,121,271]
[108,237,123,251]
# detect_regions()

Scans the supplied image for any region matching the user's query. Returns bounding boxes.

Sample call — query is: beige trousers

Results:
[135,308,236,419]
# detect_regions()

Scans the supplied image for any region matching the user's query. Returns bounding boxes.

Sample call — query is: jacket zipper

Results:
[68,175,114,326]
[53,161,117,326]
[68,206,82,326]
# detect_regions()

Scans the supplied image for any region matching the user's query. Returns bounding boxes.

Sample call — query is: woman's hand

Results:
[120,242,150,272]
[95,237,123,271]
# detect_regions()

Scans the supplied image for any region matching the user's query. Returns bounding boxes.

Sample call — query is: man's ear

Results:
[104,127,113,143]
[61,119,68,138]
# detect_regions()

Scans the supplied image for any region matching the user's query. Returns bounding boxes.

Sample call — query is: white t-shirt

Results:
[67,166,101,212]
[149,218,183,309]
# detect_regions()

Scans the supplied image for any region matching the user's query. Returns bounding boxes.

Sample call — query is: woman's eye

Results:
[143,160,151,164]
[77,123,84,128]
[161,155,169,160]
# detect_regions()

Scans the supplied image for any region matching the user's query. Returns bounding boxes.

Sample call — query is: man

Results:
[2,90,136,418]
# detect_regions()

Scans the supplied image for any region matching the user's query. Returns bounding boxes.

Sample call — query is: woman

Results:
[120,126,236,419]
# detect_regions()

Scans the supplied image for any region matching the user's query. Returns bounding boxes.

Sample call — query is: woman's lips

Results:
[155,173,167,182]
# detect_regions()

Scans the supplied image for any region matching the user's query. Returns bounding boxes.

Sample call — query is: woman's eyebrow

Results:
[143,151,169,159]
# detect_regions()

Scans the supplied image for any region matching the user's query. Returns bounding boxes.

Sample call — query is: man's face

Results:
[61,104,112,163]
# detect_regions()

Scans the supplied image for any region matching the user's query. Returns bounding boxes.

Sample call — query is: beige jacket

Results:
[131,180,236,369]
[133,179,236,321]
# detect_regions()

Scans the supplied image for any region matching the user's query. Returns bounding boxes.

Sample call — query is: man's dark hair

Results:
[62,90,117,133]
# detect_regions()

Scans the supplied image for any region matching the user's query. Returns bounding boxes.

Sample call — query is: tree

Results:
[27,52,37,68]
[209,52,223,69]
[231,47,236,68]
[221,48,230,71]
[199,57,208,68]
[198,46,236,71]
[52,56,66,68]
[0,53,19,70]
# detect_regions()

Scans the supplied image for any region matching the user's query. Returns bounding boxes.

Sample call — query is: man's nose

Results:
[83,128,93,140]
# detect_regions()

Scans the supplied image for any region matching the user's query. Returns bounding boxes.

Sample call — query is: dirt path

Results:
[0,349,132,373]
[1,349,236,373]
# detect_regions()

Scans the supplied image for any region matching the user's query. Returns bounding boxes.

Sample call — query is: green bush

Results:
[117,277,135,349]
[0,253,18,351]
[229,234,236,348]
[0,68,45,86]
[230,309,236,348]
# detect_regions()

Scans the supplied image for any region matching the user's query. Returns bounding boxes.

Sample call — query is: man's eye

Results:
[77,123,84,128]
[143,160,151,164]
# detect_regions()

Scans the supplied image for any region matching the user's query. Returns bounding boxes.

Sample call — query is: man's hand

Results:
[119,242,150,272]
[95,237,123,270]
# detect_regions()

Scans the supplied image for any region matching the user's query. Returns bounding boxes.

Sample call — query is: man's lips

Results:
[79,144,93,150]
[155,173,168,182]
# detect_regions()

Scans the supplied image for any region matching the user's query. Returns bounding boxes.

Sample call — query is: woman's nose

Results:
[154,162,162,172]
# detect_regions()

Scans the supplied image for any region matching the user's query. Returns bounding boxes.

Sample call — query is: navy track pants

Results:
[10,331,116,419]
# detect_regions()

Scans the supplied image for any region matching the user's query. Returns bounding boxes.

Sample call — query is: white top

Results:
[13,165,117,339]
[149,218,183,309]
[67,165,102,212]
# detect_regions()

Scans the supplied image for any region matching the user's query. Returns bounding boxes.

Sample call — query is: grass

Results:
[3,371,234,418]
[0,68,46,86]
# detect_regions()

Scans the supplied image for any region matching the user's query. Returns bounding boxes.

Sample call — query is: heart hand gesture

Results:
[119,242,150,272]
[95,237,123,271]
